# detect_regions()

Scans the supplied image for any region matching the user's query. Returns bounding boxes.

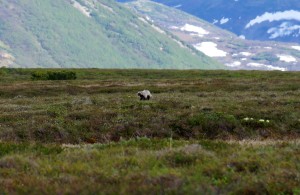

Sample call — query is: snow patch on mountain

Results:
[245,10,300,29]
[193,42,227,57]
[225,61,241,67]
[240,52,252,56]
[172,39,186,48]
[170,26,179,30]
[99,3,115,13]
[71,0,91,17]
[145,16,154,23]
[268,22,300,39]
[277,54,297,63]
[291,46,300,51]
[138,17,147,24]
[220,17,230,25]
[0,51,15,67]
[151,25,166,34]
[138,17,166,34]
[239,35,246,39]
[247,63,287,71]
[213,18,230,25]
[180,24,209,37]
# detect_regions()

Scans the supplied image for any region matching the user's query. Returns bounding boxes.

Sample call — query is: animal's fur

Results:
[137,90,152,100]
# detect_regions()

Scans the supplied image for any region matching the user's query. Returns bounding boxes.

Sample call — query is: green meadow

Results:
[0,69,299,194]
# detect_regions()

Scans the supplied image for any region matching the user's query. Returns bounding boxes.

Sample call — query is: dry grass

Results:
[0,139,299,194]
[227,139,300,146]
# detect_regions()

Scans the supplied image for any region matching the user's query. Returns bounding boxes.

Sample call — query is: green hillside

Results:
[0,0,223,69]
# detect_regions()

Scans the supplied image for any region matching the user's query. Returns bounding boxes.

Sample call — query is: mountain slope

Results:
[139,0,300,44]
[0,0,222,69]
[125,0,300,71]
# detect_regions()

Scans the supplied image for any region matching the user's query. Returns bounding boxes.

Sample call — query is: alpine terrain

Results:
[0,0,222,69]
[148,0,300,44]
[125,0,300,71]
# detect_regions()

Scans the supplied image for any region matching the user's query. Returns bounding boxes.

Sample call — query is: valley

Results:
[126,0,300,71]
[150,0,300,43]
[0,0,299,193]
[0,69,299,193]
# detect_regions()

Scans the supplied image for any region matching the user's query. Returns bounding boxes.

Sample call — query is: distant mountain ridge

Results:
[122,0,300,44]
[125,0,300,71]
[0,0,222,69]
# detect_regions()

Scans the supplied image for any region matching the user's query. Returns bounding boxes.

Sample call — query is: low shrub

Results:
[164,151,198,167]
[171,111,243,139]
[241,117,272,129]
[227,160,261,173]
[31,70,77,80]
[0,67,8,75]
[33,124,67,143]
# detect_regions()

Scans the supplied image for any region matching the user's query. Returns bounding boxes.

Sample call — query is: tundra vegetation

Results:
[0,68,299,194]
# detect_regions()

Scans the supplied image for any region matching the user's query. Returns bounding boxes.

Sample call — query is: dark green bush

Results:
[47,71,76,80]
[241,118,272,129]
[0,67,8,75]
[171,112,243,139]
[227,160,261,173]
[31,71,48,80]
[31,70,77,80]
[188,112,240,138]
[164,151,197,167]
[33,124,67,143]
